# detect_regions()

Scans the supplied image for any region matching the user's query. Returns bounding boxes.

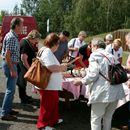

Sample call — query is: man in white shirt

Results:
[105,34,113,45]
[68,31,86,60]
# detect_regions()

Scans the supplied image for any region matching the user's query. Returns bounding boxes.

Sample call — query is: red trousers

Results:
[37,90,59,129]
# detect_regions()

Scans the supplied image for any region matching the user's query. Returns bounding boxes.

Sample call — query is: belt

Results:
[12,61,18,65]
[2,58,18,65]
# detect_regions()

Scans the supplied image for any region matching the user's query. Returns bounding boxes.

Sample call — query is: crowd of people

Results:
[0,17,130,130]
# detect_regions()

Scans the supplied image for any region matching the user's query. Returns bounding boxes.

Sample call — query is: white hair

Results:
[105,34,113,40]
[78,31,86,37]
[91,38,106,49]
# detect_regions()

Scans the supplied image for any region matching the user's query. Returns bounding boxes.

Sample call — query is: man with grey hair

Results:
[1,17,23,121]
[73,38,125,130]
[68,31,87,60]
[105,34,113,45]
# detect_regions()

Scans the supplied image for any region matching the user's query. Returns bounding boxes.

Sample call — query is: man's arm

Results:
[5,50,17,77]
[21,54,30,70]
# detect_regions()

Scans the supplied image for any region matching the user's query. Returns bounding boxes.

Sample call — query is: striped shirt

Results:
[1,30,20,62]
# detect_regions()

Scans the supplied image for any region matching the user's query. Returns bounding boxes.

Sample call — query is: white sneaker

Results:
[44,126,55,130]
[57,118,63,124]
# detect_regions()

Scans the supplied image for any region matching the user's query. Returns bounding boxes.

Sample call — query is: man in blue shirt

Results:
[1,17,23,121]
[54,31,70,63]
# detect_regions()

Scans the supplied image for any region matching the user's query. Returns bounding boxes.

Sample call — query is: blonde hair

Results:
[27,30,41,39]
[113,38,122,47]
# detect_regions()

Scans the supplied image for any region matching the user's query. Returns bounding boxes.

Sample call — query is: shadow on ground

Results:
[0,122,11,130]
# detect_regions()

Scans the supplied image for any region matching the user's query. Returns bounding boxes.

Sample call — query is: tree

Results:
[21,0,40,15]
[13,4,19,15]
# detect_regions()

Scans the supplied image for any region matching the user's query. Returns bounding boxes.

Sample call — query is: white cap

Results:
[105,34,113,40]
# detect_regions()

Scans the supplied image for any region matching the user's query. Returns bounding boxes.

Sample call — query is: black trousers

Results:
[17,63,27,100]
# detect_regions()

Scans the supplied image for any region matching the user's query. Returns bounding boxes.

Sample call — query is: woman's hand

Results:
[60,64,67,72]
[73,78,82,86]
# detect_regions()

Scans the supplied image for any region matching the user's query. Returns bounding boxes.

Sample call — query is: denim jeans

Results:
[0,61,18,117]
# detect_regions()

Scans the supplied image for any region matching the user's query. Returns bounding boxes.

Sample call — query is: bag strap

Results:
[37,48,45,58]
[70,39,76,57]
[99,52,112,64]
[98,52,111,82]
[24,39,35,52]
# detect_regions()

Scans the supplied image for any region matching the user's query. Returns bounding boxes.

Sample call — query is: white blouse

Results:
[39,47,63,90]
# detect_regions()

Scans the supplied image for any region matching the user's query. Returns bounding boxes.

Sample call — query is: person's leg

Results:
[102,101,118,130]
[1,62,18,117]
[91,102,108,130]
[17,64,31,103]
[37,90,59,129]
[49,91,59,126]
[128,102,130,130]
[17,64,27,98]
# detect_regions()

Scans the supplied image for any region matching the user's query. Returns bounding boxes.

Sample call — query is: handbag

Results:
[24,49,52,89]
[99,53,128,85]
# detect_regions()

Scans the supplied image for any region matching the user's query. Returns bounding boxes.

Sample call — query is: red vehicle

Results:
[1,16,38,51]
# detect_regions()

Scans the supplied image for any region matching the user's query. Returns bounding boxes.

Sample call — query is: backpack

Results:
[99,53,128,85]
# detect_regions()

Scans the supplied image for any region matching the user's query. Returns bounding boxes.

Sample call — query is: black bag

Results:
[99,53,128,85]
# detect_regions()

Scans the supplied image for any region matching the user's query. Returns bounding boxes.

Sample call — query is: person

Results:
[105,38,123,64]
[54,31,70,63]
[0,17,23,121]
[105,34,113,45]
[17,30,41,104]
[68,31,87,61]
[74,42,91,68]
[73,38,125,130]
[37,33,67,130]
[124,32,130,130]
[0,26,2,51]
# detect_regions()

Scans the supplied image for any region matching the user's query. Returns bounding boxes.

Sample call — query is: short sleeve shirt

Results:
[105,44,123,61]
[54,40,68,63]
[40,47,63,90]
[20,39,36,66]
[68,38,85,58]
[1,30,20,62]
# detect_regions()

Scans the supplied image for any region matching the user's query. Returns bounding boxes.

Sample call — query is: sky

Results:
[0,0,22,13]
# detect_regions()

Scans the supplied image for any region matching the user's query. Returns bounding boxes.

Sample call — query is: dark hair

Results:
[44,33,59,48]
[61,31,70,37]
[10,17,23,30]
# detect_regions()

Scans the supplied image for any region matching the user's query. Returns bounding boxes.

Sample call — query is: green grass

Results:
[122,51,129,65]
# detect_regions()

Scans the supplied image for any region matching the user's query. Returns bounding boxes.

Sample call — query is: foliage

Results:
[14,0,130,38]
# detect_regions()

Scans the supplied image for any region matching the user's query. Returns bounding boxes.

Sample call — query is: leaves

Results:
[15,0,130,37]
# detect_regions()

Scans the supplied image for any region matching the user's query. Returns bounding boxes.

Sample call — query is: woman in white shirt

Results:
[37,33,67,130]
[105,38,123,64]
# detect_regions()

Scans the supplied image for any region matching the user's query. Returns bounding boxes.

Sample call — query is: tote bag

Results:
[24,50,52,89]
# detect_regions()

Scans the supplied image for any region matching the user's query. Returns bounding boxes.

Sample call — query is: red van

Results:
[1,16,38,51]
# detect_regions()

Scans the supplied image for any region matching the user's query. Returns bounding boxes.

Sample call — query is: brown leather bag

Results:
[24,49,52,89]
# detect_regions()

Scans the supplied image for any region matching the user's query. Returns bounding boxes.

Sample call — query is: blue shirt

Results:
[2,30,20,62]
[54,41,68,63]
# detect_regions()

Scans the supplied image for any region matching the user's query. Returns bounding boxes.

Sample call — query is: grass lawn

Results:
[122,51,129,65]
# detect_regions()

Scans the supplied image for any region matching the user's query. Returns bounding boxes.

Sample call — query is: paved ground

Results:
[0,58,129,130]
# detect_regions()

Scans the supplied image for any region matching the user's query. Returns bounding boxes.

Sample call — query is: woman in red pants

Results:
[37,33,67,130]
